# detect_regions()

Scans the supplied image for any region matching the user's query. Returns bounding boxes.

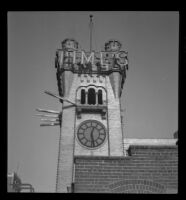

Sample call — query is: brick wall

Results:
[74,145,178,193]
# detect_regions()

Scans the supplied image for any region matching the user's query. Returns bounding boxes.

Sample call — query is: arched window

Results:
[81,89,86,104]
[98,90,103,105]
[88,88,96,105]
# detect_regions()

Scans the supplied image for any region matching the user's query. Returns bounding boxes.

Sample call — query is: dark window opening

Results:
[88,88,96,105]
[98,90,103,105]
[81,89,86,104]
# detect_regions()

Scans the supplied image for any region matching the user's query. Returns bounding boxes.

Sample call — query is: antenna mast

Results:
[89,15,93,52]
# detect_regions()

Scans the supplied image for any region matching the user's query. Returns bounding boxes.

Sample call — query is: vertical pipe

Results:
[72,85,77,191]
[119,98,125,156]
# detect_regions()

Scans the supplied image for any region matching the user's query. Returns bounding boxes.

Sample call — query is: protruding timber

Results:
[44,90,77,106]
[36,108,62,127]
[36,108,60,114]
[41,118,60,122]
[35,114,59,118]
[40,123,60,127]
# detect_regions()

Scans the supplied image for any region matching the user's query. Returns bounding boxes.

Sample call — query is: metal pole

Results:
[89,15,93,52]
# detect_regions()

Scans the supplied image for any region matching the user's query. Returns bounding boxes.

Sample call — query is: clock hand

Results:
[90,128,95,147]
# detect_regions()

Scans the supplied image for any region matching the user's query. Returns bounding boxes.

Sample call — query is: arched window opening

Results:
[98,90,103,105]
[81,89,86,104]
[88,88,96,105]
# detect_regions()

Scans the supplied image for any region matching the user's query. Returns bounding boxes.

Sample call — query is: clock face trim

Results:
[76,120,107,149]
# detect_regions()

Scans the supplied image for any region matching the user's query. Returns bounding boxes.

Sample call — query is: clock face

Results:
[77,120,107,149]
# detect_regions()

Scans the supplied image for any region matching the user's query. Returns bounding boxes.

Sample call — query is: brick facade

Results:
[74,145,178,193]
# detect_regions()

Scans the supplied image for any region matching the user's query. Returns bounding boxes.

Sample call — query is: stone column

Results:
[85,91,88,105]
[95,92,98,105]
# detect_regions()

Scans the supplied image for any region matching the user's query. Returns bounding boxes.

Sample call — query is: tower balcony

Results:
[76,100,107,120]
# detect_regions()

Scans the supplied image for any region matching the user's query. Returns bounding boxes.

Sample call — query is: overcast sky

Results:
[8,11,178,192]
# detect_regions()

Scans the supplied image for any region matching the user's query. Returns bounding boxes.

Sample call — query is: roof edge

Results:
[124,138,177,152]
[124,138,177,145]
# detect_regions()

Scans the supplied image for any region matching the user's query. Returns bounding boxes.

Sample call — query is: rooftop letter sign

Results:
[55,39,128,74]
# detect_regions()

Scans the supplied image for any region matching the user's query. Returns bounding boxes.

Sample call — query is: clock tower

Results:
[36,16,178,194]
[53,38,128,192]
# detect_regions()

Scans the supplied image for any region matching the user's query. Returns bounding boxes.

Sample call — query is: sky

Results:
[8,11,179,192]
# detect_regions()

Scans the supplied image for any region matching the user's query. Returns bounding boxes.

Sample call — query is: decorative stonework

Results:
[107,179,166,193]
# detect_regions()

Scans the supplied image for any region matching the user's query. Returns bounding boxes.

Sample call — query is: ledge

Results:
[74,155,128,161]
[76,105,107,119]
[123,138,177,154]
[124,138,177,146]
[76,104,107,109]
[56,66,125,76]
